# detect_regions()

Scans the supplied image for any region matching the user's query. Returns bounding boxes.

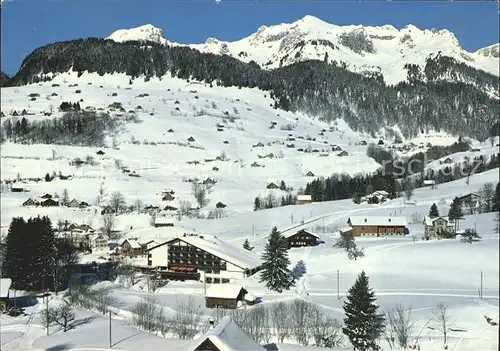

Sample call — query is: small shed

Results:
[41,198,59,207]
[296,194,312,205]
[305,171,315,177]
[266,182,279,190]
[154,217,174,228]
[22,197,39,207]
[205,284,249,309]
[216,202,226,209]
[187,136,196,142]
[96,150,105,156]
[337,150,349,157]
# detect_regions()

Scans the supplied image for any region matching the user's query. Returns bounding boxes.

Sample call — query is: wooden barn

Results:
[285,229,319,248]
[347,216,408,237]
[205,284,250,309]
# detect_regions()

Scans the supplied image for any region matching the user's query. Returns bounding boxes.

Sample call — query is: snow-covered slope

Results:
[106,16,499,85]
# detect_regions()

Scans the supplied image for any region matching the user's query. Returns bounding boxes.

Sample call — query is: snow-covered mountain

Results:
[107,24,169,46]
[106,16,499,85]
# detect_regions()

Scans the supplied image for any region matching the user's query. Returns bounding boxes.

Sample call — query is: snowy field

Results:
[1,72,499,350]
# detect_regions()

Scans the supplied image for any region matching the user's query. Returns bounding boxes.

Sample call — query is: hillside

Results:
[7,38,499,140]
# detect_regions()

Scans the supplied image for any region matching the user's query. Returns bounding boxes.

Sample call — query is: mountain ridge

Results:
[106,16,499,85]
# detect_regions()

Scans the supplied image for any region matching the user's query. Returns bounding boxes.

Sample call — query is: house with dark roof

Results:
[285,229,319,248]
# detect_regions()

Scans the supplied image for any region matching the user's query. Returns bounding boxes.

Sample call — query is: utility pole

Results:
[480,271,483,299]
[337,269,340,300]
[109,310,112,348]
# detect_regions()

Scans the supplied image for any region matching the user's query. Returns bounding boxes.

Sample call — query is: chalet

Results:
[141,240,159,251]
[296,195,312,205]
[129,171,140,177]
[187,136,196,142]
[203,177,217,185]
[266,182,279,190]
[253,142,265,148]
[120,239,143,256]
[11,187,24,193]
[146,235,261,283]
[22,197,39,207]
[286,144,295,148]
[212,166,219,172]
[41,198,59,207]
[360,140,367,145]
[12,110,19,116]
[154,217,174,228]
[347,216,408,237]
[223,140,229,144]
[68,199,81,208]
[423,180,436,189]
[161,189,175,195]
[193,316,265,351]
[441,157,453,164]
[162,193,175,201]
[285,229,319,248]
[319,152,329,157]
[167,128,174,133]
[79,201,89,208]
[423,216,455,238]
[205,285,251,309]
[250,162,261,168]
[216,202,226,209]
[305,171,315,177]
[41,193,52,199]
[89,234,109,251]
[0,278,12,312]
[337,150,349,157]
[457,193,481,214]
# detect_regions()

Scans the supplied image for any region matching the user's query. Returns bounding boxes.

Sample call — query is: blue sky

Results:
[1,0,498,76]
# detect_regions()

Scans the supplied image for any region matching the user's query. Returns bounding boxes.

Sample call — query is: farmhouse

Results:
[68,199,81,208]
[457,193,481,214]
[193,316,265,351]
[89,234,109,251]
[423,216,455,238]
[337,150,349,157]
[205,284,254,309]
[22,197,39,206]
[215,202,227,209]
[162,193,175,201]
[296,194,312,205]
[285,229,319,248]
[154,216,174,227]
[120,238,143,256]
[423,180,436,189]
[146,234,261,283]
[266,182,279,189]
[96,150,105,156]
[41,198,59,207]
[305,171,315,177]
[347,216,408,237]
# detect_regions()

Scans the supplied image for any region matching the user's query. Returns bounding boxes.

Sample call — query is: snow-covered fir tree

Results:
[243,238,253,251]
[343,270,385,351]
[448,197,464,232]
[429,203,440,218]
[259,226,294,292]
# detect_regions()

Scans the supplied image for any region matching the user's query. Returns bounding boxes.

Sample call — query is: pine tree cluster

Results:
[2,216,79,291]
[8,38,499,139]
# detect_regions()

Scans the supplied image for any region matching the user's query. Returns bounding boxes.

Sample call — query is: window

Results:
[213,278,220,284]
[222,279,230,284]
[206,277,212,283]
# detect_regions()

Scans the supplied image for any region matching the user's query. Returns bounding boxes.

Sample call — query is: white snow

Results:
[204,284,246,299]
[0,278,12,298]
[348,215,408,227]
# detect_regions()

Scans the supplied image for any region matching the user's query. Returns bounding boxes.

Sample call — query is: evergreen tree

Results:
[429,203,440,218]
[259,226,294,292]
[343,270,385,351]
[493,182,500,212]
[254,197,261,211]
[3,217,27,289]
[448,197,464,232]
[243,239,253,251]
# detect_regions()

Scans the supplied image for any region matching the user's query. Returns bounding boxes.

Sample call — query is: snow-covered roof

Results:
[297,195,312,201]
[339,226,353,233]
[348,216,407,227]
[0,278,12,298]
[155,217,173,224]
[205,284,246,299]
[423,180,436,185]
[123,238,141,249]
[284,228,319,239]
[192,316,266,351]
[423,216,454,226]
[180,235,261,270]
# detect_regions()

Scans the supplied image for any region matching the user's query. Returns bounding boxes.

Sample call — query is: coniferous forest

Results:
[6,38,499,140]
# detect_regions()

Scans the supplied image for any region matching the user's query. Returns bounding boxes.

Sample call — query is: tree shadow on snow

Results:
[68,315,98,330]
[263,343,279,351]
[112,331,143,348]
[10,295,39,308]
[44,344,73,351]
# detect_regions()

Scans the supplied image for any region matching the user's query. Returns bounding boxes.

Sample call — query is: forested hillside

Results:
[9,38,499,139]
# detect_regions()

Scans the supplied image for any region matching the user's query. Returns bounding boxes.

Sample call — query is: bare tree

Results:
[431,302,451,349]
[43,299,75,332]
[208,208,226,219]
[101,213,115,238]
[192,183,209,208]
[271,301,291,343]
[133,199,143,213]
[403,179,414,200]
[309,305,343,348]
[114,159,122,170]
[96,182,106,206]
[290,299,313,345]
[179,200,192,218]
[171,296,203,340]
[61,188,69,206]
[411,212,422,224]
[113,264,137,287]
[480,182,494,213]
[149,212,157,227]
[132,297,159,332]
[109,191,126,214]
[245,305,270,343]
[384,303,415,350]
